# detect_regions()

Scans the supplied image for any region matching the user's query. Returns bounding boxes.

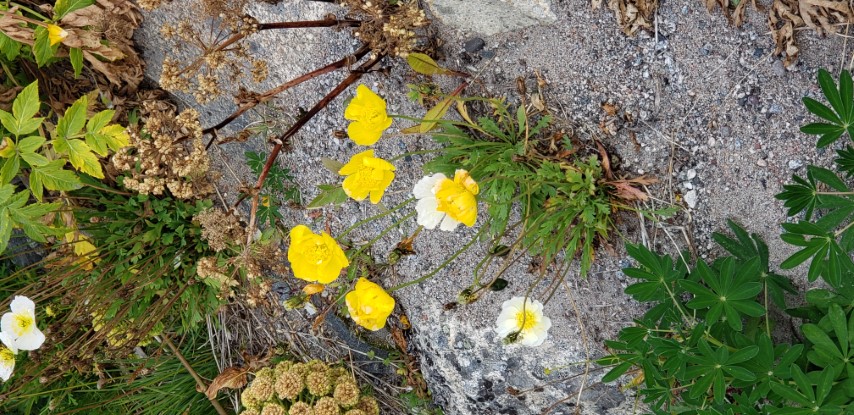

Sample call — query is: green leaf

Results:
[0,153,20,184]
[53,137,103,178]
[306,184,348,209]
[56,95,88,139]
[32,26,57,67]
[406,53,454,76]
[17,136,48,167]
[0,209,10,254]
[30,160,81,201]
[54,0,95,20]
[0,32,21,61]
[69,47,83,78]
[12,81,39,122]
[321,157,345,175]
[819,69,845,119]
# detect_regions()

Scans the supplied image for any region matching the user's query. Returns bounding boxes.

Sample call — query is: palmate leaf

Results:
[0,184,62,254]
[681,258,765,331]
[776,166,850,220]
[712,220,796,308]
[801,69,854,147]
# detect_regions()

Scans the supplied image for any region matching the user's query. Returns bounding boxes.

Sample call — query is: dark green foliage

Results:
[246,150,300,228]
[2,327,225,415]
[73,179,224,332]
[601,222,854,414]
[776,69,854,291]
[801,69,853,148]
[424,101,615,277]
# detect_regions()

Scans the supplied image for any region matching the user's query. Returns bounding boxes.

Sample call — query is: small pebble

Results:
[788,159,803,170]
[464,37,486,53]
[756,159,767,167]
[684,190,698,209]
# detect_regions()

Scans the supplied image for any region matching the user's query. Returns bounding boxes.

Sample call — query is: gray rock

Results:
[788,159,803,170]
[464,37,486,53]
[427,0,557,35]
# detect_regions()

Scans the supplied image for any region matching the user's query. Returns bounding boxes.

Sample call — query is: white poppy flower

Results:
[0,332,17,382]
[495,296,552,347]
[1,296,45,351]
[413,170,479,231]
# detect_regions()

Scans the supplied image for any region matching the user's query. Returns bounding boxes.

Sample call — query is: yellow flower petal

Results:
[345,278,395,331]
[287,225,349,284]
[434,171,478,227]
[339,150,396,204]
[344,85,392,146]
[47,24,68,46]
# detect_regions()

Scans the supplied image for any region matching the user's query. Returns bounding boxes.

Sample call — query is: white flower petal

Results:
[540,315,552,332]
[0,356,12,382]
[14,328,44,351]
[416,198,444,229]
[0,333,17,354]
[438,215,460,231]
[413,174,445,199]
[0,313,13,336]
[496,318,518,336]
[502,297,526,310]
[522,331,546,347]
[9,296,35,315]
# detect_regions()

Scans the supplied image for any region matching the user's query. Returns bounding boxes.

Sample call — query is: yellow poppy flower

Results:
[287,225,349,284]
[413,169,479,231]
[344,85,393,146]
[47,24,68,46]
[339,149,396,204]
[345,278,395,331]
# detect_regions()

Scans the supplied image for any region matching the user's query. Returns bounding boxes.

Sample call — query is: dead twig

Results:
[161,333,229,415]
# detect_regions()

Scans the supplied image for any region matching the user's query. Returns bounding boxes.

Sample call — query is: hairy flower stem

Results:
[243,53,386,245]
[389,225,489,292]
[161,333,228,415]
[203,45,371,139]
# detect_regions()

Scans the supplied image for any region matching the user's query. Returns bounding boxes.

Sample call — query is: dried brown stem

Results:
[202,45,371,139]
[161,333,229,415]
[178,18,361,77]
[243,53,386,245]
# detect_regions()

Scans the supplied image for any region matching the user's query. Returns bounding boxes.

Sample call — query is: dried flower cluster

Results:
[155,0,265,104]
[344,0,429,57]
[196,256,239,299]
[239,359,379,415]
[112,101,215,199]
[194,207,246,252]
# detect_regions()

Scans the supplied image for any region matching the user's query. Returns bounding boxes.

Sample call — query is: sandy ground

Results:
[136,0,848,413]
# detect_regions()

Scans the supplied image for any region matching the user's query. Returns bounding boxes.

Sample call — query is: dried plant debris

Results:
[343,0,430,57]
[156,0,265,103]
[111,100,216,199]
[593,0,659,35]
[705,0,760,26]
[769,0,852,66]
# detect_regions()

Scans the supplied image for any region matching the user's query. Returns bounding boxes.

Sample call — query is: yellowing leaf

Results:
[406,53,454,76]
[419,97,454,133]
[53,137,103,178]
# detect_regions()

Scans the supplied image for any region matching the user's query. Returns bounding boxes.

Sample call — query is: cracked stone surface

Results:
[426,0,557,35]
